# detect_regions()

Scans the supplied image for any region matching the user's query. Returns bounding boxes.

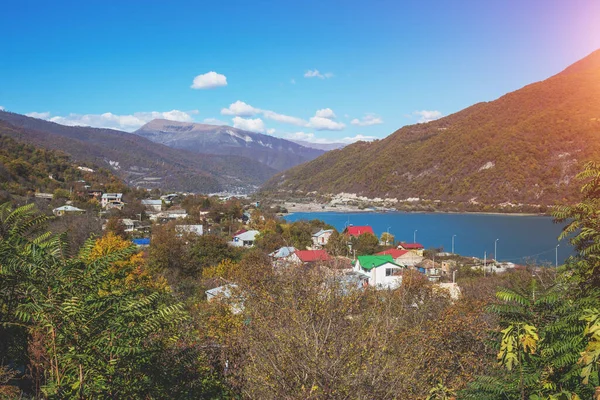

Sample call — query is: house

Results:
[206,284,243,314]
[230,230,259,247]
[52,205,85,216]
[87,189,103,199]
[148,209,188,221]
[398,242,425,256]
[416,259,441,282]
[160,193,178,204]
[376,248,424,267]
[141,199,162,212]
[289,249,331,265]
[101,193,123,209]
[120,218,138,232]
[312,229,334,248]
[353,255,405,289]
[34,192,54,200]
[175,225,203,236]
[269,246,296,259]
[343,225,375,237]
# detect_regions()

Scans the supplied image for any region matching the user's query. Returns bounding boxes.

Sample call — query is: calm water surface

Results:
[283,212,574,265]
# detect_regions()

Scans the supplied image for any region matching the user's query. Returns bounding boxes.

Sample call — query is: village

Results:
[43,186,524,307]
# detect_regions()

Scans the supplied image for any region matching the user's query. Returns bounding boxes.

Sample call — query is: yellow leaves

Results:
[201,259,240,280]
[89,232,169,292]
[497,323,538,371]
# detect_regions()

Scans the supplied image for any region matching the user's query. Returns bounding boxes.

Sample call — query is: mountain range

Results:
[0,112,277,193]
[133,120,325,171]
[262,49,600,206]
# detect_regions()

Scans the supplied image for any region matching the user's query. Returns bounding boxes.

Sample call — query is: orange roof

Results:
[344,225,374,237]
[295,250,331,262]
[376,248,411,258]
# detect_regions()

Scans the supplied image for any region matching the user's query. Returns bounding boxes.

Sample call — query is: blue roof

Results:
[132,238,150,245]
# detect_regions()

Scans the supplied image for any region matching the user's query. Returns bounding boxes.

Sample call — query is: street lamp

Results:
[414,229,418,244]
[555,244,560,267]
[452,234,456,254]
[386,226,391,246]
[495,238,500,263]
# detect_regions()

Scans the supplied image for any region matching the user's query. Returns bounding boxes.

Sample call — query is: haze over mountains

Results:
[133,120,326,171]
[262,49,600,206]
[0,112,281,193]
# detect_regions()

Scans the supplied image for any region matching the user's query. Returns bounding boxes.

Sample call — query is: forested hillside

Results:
[0,133,121,197]
[263,49,600,206]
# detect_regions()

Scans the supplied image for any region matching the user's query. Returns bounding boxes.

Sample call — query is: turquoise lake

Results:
[283,212,574,265]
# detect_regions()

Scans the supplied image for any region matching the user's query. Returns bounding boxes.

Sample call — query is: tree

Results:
[353,232,380,255]
[380,232,395,246]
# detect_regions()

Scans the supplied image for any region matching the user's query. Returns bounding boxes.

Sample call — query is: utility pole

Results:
[495,238,499,264]
[452,234,456,254]
[555,244,560,267]
[484,251,487,277]
[386,226,391,246]
[414,229,418,244]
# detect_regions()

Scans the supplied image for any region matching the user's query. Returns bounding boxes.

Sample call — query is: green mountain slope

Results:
[262,49,600,206]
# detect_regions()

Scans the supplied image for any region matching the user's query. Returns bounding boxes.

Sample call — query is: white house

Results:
[148,209,188,221]
[52,205,85,216]
[353,255,404,290]
[141,199,162,212]
[230,230,259,247]
[101,193,123,209]
[175,225,203,236]
[312,229,334,248]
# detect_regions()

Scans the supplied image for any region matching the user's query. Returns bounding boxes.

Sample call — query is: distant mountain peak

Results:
[134,119,326,172]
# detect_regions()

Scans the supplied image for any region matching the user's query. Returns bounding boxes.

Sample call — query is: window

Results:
[385,268,395,277]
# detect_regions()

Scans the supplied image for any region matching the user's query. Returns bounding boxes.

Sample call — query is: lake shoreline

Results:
[279,202,545,217]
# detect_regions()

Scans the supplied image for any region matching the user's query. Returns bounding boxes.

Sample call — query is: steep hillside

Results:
[263,49,600,206]
[0,112,277,193]
[134,120,325,171]
[0,133,122,196]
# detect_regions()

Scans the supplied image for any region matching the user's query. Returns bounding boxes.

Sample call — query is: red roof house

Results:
[398,242,424,250]
[376,248,411,258]
[343,225,375,237]
[294,250,331,263]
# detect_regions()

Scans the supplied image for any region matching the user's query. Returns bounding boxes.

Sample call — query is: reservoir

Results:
[283,212,574,265]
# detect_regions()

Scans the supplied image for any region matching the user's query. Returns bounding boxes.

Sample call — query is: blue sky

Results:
[1,0,599,143]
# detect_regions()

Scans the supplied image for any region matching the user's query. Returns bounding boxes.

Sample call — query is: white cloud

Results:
[351,113,383,126]
[304,69,334,79]
[266,128,276,135]
[221,101,307,126]
[261,110,306,126]
[191,71,228,89]
[26,111,51,119]
[26,109,196,131]
[232,116,265,133]
[340,134,377,143]
[221,101,260,116]
[221,101,346,131]
[315,108,336,119]
[413,110,443,123]
[285,131,377,144]
[0,106,4,111]
[291,78,296,84]
[307,116,345,131]
[203,118,229,125]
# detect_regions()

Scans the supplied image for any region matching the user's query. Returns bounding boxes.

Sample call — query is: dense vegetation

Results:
[262,49,600,207]
[0,134,122,199]
[2,162,600,398]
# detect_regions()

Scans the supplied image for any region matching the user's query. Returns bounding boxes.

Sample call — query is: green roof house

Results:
[354,255,405,289]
